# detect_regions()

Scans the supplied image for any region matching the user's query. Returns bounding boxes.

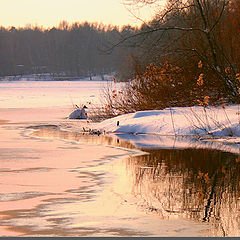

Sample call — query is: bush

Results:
[101,61,240,116]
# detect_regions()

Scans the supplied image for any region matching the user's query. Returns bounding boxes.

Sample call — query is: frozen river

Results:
[0,80,108,108]
[0,80,237,237]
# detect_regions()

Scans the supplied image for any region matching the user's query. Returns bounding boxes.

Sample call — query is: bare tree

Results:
[122,0,239,101]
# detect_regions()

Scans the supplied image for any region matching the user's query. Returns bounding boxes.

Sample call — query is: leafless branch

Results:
[105,26,205,53]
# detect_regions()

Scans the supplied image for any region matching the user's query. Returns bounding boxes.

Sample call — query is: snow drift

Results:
[97,105,240,137]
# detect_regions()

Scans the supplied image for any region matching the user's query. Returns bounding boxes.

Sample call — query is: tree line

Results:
[0,21,137,79]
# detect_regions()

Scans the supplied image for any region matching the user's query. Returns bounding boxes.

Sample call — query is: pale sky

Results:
[0,0,159,29]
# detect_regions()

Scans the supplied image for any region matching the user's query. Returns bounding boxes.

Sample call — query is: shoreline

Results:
[56,119,240,155]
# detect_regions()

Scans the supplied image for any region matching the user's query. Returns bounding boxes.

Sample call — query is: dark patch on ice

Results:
[0,191,51,202]
[26,124,59,130]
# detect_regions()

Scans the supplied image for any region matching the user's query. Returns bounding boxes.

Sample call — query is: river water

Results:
[0,80,239,236]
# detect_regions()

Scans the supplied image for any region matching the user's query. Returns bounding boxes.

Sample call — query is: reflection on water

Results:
[2,125,240,236]
[128,148,240,236]
[29,125,137,150]
[30,126,240,236]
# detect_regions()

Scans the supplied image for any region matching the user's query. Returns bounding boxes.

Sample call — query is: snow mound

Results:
[69,108,87,119]
[97,105,240,137]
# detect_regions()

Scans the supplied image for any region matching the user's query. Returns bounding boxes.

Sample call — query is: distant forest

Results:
[0,21,137,80]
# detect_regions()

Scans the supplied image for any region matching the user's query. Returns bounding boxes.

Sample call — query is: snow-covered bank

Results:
[94,105,240,153]
[111,134,240,154]
[97,105,240,137]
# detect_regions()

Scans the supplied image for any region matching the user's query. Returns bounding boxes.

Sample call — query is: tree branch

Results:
[104,25,205,53]
[209,0,226,33]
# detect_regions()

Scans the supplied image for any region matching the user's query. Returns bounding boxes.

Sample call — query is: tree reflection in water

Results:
[127,148,240,236]
[30,127,240,236]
